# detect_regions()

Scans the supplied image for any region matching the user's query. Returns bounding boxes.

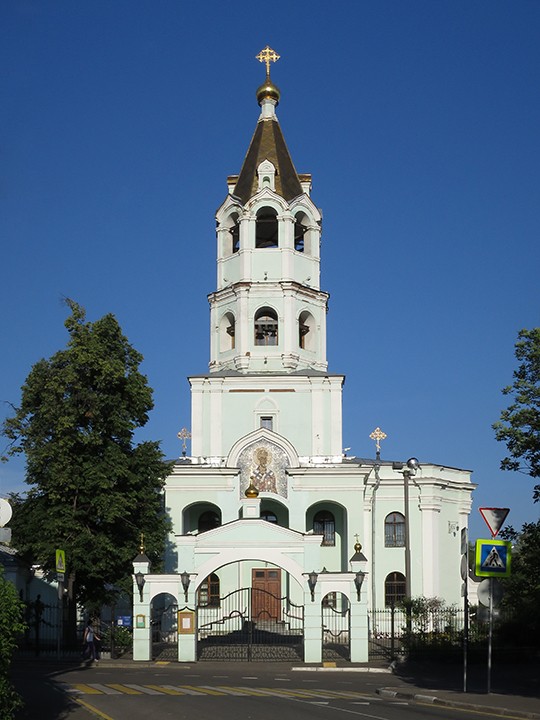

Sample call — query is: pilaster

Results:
[418,496,442,597]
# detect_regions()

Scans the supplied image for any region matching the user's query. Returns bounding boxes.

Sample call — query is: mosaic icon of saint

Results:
[250,447,277,493]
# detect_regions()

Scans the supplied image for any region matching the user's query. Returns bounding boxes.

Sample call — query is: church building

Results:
[132,48,475,663]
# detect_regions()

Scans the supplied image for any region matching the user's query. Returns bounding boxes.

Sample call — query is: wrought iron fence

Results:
[17,600,79,657]
[197,587,304,661]
[16,599,134,659]
[369,605,470,661]
[368,605,525,663]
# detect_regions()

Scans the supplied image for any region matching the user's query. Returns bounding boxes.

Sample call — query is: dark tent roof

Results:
[233,118,303,204]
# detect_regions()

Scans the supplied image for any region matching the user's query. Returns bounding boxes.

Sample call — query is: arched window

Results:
[198,510,221,533]
[298,310,315,351]
[197,573,220,607]
[254,307,278,346]
[219,312,235,351]
[385,512,405,547]
[231,225,240,253]
[228,212,240,253]
[261,510,278,524]
[294,212,308,252]
[255,207,278,248]
[385,572,406,607]
[222,212,240,256]
[313,510,335,546]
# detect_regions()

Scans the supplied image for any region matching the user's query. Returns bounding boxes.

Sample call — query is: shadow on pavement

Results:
[393,659,540,698]
[12,659,102,720]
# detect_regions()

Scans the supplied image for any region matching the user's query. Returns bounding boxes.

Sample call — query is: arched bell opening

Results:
[255,207,279,248]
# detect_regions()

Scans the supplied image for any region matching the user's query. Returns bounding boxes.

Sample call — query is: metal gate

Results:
[197,588,304,661]
[151,597,178,661]
[322,594,351,661]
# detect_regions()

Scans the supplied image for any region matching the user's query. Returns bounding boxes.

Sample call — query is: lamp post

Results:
[181,571,191,603]
[135,571,146,602]
[403,457,419,597]
[393,457,420,598]
[354,570,365,601]
[307,571,318,602]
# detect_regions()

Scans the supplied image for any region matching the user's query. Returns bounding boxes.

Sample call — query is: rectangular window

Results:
[260,416,273,431]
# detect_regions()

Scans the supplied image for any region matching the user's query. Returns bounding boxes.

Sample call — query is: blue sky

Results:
[1,0,539,540]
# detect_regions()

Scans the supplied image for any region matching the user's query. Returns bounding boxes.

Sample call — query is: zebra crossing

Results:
[62,683,376,700]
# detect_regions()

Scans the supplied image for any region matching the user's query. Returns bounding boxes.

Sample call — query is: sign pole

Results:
[57,580,63,659]
[487,577,493,694]
[463,571,468,692]
[477,507,510,695]
[460,527,469,693]
[55,550,66,660]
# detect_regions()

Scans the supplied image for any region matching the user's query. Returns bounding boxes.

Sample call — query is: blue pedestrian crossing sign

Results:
[475,539,512,577]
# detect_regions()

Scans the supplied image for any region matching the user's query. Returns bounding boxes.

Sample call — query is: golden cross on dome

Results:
[369,427,387,457]
[256,46,280,76]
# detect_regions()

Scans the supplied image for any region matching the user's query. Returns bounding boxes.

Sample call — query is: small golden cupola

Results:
[245,481,260,499]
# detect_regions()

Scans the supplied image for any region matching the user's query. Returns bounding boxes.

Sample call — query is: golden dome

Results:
[256,79,280,106]
[245,482,260,498]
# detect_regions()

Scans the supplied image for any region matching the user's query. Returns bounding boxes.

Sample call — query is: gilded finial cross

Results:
[256,46,280,77]
[369,427,387,457]
[177,427,191,456]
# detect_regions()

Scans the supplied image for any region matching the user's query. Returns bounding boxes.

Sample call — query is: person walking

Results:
[83,620,100,663]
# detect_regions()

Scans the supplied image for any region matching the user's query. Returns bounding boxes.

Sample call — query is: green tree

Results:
[493,328,540,502]
[0,566,26,718]
[2,301,172,613]
[499,520,540,648]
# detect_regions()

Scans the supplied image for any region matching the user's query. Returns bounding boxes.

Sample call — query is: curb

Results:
[293,666,391,673]
[377,688,540,720]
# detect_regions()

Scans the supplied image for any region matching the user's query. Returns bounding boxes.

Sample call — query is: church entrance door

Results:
[251,568,281,621]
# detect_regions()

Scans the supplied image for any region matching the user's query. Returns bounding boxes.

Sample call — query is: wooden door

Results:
[251,568,281,621]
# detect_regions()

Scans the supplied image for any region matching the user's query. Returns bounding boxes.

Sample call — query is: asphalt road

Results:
[12,662,521,720]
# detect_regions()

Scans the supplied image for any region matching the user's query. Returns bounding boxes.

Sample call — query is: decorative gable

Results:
[257,159,276,192]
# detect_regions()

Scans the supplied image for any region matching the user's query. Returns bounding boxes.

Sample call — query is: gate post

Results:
[178,581,197,662]
[303,588,322,663]
[350,550,369,663]
[132,553,151,662]
[350,587,369,662]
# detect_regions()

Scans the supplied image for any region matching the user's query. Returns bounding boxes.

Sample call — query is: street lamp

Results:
[354,570,365,601]
[181,571,191,602]
[393,457,419,598]
[135,571,146,602]
[308,571,318,602]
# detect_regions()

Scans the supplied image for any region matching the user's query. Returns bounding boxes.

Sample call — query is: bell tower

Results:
[189,48,344,461]
[210,48,327,375]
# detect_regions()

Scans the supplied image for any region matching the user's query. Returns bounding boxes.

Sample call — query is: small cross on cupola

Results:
[256,45,281,111]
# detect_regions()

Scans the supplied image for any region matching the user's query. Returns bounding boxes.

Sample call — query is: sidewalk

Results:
[376,659,540,719]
